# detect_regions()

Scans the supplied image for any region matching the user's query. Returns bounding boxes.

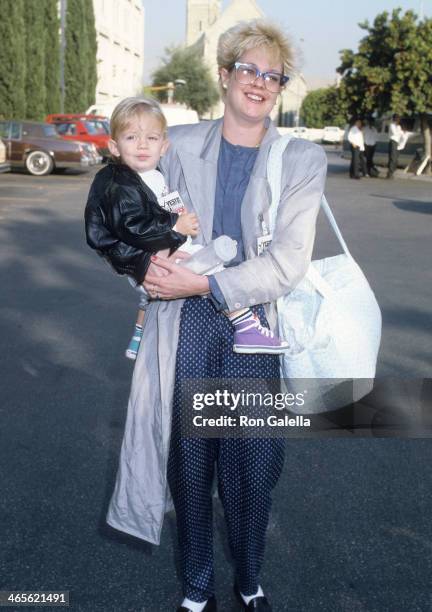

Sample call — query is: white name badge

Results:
[257,233,273,255]
[158,190,186,214]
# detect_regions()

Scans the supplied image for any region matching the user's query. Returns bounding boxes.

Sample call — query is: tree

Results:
[83,0,98,109]
[24,1,46,120]
[300,87,346,128]
[0,0,26,119]
[151,46,219,117]
[64,0,87,112]
[44,0,61,114]
[337,9,432,171]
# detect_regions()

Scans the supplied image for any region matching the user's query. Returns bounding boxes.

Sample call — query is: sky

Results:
[143,0,431,89]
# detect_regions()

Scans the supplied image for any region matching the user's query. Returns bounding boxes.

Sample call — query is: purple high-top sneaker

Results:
[233,315,289,355]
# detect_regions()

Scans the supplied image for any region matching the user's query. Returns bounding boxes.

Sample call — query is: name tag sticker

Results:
[257,233,273,255]
[158,190,186,214]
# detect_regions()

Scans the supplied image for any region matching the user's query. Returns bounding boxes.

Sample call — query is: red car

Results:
[45,114,111,160]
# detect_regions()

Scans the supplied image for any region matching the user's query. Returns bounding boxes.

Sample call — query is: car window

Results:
[42,125,59,137]
[11,122,21,139]
[83,121,99,135]
[0,122,10,139]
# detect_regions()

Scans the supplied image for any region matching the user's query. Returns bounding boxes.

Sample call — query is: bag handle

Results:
[267,133,352,259]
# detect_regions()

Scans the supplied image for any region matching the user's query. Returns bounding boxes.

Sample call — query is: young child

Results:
[85,97,289,360]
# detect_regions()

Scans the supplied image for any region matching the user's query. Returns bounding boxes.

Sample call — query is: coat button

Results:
[234,302,241,309]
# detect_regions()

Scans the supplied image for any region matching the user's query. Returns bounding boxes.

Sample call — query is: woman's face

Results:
[220,46,283,125]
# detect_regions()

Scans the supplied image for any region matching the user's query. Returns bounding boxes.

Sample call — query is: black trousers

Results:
[365,144,376,175]
[350,146,366,178]
[388,141,399,176]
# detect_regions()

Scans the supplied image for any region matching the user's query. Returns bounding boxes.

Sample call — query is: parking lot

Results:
[0,153,431,611]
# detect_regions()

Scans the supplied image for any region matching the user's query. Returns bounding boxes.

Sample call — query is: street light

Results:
[147,79,187,104]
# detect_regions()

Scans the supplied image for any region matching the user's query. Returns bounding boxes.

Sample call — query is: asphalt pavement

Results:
[0,154,431,612]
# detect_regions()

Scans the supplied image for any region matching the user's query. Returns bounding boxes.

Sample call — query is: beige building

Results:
[92,0,145,105]
[186,0,308,124]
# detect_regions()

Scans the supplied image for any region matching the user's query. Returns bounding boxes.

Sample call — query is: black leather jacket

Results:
[84,163,186,284]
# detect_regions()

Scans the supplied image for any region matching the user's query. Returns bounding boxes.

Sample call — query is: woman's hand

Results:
[143,255,210,300]
[145,249,191,279]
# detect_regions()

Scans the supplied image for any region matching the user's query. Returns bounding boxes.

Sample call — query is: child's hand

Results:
[175,211,199,237]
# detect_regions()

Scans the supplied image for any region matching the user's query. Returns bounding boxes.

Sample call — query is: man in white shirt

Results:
[348,118,366,179]
[387,113,407,178]
[363,118,378,177]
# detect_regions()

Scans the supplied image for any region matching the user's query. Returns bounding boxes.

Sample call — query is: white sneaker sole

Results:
[233,344,290,355]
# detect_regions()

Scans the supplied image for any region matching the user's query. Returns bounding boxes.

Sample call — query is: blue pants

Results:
[167,298,285,601]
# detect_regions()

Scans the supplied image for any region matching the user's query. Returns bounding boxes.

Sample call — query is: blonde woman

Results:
[97,19,327,612]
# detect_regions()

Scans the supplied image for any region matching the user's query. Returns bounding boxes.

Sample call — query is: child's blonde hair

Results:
[110,97,167,141]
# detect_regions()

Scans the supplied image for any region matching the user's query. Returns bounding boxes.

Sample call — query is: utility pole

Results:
[60,0,67,113]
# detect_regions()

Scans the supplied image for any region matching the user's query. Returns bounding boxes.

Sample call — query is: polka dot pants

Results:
[167,297,285,601]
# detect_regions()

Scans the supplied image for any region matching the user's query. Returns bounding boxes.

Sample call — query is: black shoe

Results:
[177,596,217,612]
[234,584,272,611]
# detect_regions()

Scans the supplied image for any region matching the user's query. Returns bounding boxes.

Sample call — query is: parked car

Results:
[322,126,344,144]
[0,120,101,176]
[0,138,10,174]
[45,114,110,160]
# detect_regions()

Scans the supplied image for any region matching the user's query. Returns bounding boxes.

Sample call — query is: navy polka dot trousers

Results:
[167,297,285,601]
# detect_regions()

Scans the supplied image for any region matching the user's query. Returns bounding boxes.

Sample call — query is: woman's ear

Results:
[108,139,120,158]
[219,67,229,90]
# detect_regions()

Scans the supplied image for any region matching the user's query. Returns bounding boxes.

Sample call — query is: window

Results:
[11,122,21,139]
[0,122,10,139]
[84,120,109,134]
[42,125,60,137]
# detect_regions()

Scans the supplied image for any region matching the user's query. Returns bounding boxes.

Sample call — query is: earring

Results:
[222,83,228,90]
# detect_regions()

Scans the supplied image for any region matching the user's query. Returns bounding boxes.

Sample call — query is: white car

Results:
[322,126,344,144]
[0,138,10,174]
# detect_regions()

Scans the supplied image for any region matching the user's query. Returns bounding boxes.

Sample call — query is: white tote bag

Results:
[267,134,382,413]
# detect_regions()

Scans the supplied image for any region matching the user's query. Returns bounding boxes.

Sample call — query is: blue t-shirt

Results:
[208,136,259,309]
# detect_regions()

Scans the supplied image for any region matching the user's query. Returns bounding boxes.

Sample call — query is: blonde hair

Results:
[110,97,167,141]
[217,19,294,85]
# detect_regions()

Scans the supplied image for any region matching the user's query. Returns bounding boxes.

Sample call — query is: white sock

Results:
[241,585,264,605]
[181,597,208,612]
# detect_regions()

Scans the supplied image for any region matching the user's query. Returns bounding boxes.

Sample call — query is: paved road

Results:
[0,157,431,612]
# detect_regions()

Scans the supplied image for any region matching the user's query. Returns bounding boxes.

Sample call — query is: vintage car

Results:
[0,120,101,176]
[322,126,344,144]
[0,138,10,174]
[45,114,110,160]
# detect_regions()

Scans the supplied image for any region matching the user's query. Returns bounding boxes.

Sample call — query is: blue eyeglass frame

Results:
[232,62,290,88]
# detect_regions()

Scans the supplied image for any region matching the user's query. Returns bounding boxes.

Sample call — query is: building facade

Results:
[92,0,144,106]
[186,0,307,124]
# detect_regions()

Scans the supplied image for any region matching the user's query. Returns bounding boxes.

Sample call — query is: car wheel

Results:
[25,150,54,176]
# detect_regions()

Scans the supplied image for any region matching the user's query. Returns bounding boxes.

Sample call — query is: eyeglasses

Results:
[232,62,289,92]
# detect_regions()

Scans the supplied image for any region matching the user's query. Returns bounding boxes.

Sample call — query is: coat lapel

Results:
[241,120,281,258]
[176,119,223,244]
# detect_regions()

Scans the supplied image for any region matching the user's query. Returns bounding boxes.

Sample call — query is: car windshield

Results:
[42,125,59,137]
[84,120,109,135]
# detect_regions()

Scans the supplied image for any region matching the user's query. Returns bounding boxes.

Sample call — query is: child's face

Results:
[109,113,168,173]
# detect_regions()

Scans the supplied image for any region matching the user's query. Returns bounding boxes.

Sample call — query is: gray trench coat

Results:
[106,118,327,544]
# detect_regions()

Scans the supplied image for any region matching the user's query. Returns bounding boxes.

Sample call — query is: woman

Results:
[105,20,327,612]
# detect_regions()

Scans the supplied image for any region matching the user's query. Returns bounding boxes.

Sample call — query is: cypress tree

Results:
[25,1,46,120]
[44,0,61,114]
[83,0,98,109]
[0,0,26,119]
[64,0,87,112]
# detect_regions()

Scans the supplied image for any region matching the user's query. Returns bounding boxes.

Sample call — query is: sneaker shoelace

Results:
[253,315,274,338]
